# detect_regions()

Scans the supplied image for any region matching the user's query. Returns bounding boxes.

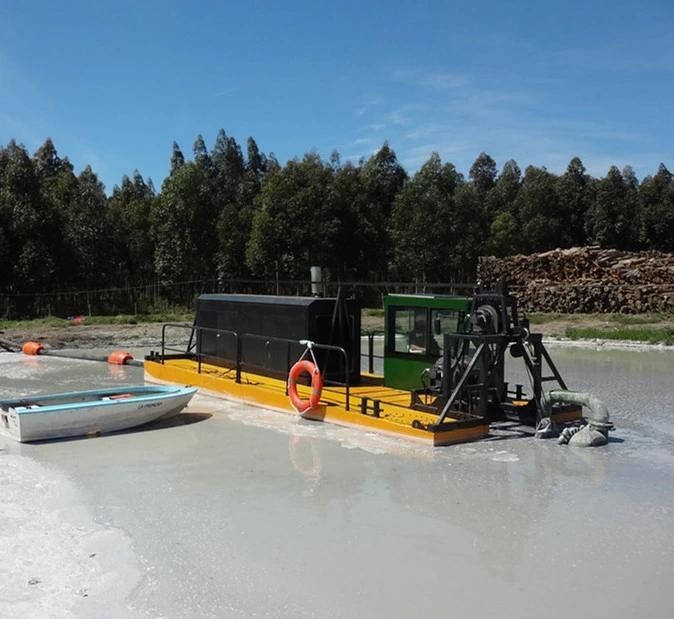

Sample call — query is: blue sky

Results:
[1,0,673,191]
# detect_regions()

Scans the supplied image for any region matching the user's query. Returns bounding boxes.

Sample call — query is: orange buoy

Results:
[288,360,323,413]
[22,341,44,355]
[107,351,133,365]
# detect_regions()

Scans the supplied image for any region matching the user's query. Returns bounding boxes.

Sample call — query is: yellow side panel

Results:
[144,359,490,446]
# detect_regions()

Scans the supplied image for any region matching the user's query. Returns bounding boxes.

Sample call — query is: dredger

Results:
[144,283,613,446]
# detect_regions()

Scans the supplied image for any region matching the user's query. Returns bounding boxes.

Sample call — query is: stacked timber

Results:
[477,247,674,313]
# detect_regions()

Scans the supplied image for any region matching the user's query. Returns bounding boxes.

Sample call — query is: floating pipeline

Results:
[21,341,143,367]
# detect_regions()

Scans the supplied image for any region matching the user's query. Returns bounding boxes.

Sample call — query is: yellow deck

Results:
[144,358,490,446]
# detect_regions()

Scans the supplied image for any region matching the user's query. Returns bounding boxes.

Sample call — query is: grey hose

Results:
[543,389,615,447]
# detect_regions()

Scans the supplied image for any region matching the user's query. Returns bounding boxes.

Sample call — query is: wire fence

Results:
[0,278,475,320]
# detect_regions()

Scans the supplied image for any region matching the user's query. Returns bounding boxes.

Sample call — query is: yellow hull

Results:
[144,358,491,446]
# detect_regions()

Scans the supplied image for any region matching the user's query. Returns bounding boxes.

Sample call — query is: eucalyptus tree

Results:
[0,140,55,292]
[210,131,249,281]
[170,142,185,175]
[246,152,333,280]
[639,163,674,251]
[556,157,594,247]
[108,171,156,287]
[469,152,497,197]
[153,158,214,286]
[64,166,111,289]
[586,166,639,250]
[360,143,407,279]
[515,165,564,252]
[485,160,521,256]
[389,153,460,282]
[325,159,369,280]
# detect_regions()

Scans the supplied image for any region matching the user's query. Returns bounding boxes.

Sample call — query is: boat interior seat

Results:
[3,400,39,410]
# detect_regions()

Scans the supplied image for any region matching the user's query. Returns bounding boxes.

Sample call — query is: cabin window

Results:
[430,310,461,356]
[392,308,428,354]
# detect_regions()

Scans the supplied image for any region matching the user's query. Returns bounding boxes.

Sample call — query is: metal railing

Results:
[361,329,385,374]
[158,323,352,410]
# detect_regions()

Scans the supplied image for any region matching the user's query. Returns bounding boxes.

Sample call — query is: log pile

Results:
[477,247,674,313]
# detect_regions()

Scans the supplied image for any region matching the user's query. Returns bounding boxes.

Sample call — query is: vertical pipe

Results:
[197,328,202,375]
[285,342,291,395]
[235,334,241,384]
[310,266,322,297]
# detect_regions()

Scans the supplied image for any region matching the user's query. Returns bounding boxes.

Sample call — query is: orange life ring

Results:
[288,360,323,413]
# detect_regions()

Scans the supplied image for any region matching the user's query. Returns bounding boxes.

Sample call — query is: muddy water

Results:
[1,347,673,618]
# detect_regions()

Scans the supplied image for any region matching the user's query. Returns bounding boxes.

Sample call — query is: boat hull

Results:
[0,386,197,442]
[144,358,491,446]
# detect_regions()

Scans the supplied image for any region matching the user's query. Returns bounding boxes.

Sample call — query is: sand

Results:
[0,451,143,618]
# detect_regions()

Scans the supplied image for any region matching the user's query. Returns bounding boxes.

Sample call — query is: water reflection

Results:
[288,434,322,496]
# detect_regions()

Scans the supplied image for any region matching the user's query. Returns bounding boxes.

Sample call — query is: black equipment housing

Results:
[195,294,361,383]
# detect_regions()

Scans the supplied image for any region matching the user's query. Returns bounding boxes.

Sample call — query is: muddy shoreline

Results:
[2,316,674,352]
[0,323,181,351]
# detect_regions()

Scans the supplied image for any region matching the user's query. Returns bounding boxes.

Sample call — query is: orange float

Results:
[22,341,44,355]
[107,351,133,365]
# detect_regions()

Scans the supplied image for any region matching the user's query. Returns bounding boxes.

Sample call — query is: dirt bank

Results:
[2,313,673,351]
[0,323,186,351]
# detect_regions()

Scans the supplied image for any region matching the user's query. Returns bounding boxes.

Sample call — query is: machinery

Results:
[402,282,579,428]
[146,283,612,447]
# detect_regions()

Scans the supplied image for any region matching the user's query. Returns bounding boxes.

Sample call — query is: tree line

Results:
[1,132,673,299]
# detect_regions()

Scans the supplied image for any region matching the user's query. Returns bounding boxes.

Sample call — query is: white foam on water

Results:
[454,444,521,463]
[489,450,520,462]
[223,401,432,457]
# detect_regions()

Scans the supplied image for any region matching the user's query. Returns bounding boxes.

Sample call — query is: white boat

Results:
[0,385,197,442]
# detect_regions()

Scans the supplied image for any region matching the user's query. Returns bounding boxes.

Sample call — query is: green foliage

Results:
[516,165,564,252]
[108,171,156,286]
[0,140,56,291]
[2,132,674,321]
[153,161,214,285]
[565,325,674,345]
[0,312,193,329]
[527,312,671,325]
[487,160,521,219]
[489,212,518,257]
[170,142,185,175]
[326,161,370,279]
[212,131,249,281]
[586,166,639,249]
[246,152,333,279]
[389,153,459,281]
[469,152,497,196]
[556,157,594,246]
[639,164,674,251]
[360,143,407,279]
[362,308,384,317]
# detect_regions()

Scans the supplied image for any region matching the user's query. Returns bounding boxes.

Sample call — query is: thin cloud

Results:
[552,38,674,75]
[345,67,668,178]
[418,71,470,91]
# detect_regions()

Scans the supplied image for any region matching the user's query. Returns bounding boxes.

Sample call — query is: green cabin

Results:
[383,294,471,391]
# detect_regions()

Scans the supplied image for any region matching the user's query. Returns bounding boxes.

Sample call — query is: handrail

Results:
[158,323,352,410]
[240,332,351,410]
